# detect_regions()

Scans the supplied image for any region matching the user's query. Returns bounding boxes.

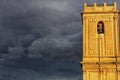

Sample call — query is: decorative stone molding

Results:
[84,2,117,12]
[81,2,120,80]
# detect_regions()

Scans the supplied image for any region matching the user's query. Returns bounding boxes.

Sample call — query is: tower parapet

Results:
[84,2,117,12]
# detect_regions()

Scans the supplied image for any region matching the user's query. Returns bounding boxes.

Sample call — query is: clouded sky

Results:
[0,0,119,80]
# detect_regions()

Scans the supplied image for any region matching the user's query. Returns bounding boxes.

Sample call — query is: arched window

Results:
[97,21,104,34]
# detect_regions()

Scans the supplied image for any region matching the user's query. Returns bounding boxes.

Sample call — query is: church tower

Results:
[81,2,120,80]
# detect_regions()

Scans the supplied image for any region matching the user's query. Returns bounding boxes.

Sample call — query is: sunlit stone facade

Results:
[80,2,120,80]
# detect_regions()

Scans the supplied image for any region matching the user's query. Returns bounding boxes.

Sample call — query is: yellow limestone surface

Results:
[80,2,120,80]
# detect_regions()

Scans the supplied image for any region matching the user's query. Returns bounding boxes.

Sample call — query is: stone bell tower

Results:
[80,2,120,80]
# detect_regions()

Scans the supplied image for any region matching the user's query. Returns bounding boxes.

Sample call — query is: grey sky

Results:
[0,0,119,80]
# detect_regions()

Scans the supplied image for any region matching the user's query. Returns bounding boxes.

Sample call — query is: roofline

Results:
[81,11,120,14]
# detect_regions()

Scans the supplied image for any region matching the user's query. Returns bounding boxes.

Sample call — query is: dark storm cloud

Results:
[0,0,83,60]
[0,0,120,80]
[0,0,83,80]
